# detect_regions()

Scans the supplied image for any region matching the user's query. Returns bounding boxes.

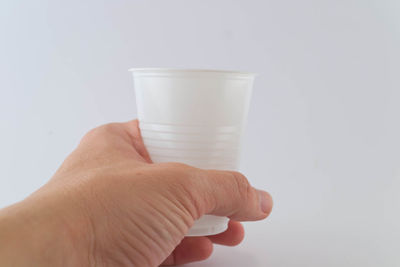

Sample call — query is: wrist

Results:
[0,190,92,266]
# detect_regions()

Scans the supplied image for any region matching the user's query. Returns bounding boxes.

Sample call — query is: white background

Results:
[1,0,399,266]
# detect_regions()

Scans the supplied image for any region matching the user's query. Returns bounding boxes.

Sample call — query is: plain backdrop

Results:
[1,0,399,266]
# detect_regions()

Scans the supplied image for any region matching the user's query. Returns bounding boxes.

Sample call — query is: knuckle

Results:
[97,123,120,134]
[81,123,119,142]
[164,162,194,171]
[154,162,203,218]
[82,127,99,140]
[231,171,252,203]
[163,163,197,189]
[156,162,197,180]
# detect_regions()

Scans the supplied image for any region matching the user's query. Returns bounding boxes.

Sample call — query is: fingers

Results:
[207,220,244,246]
[191,168,273,221]
[161,221,244,265]
[160,237,213,266]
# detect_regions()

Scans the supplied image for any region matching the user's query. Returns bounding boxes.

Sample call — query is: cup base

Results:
[186,215,229,236]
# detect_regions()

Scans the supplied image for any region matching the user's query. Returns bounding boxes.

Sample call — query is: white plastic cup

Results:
[129,68,255,236]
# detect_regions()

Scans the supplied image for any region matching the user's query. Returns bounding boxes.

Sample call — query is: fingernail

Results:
[257,189,272,214]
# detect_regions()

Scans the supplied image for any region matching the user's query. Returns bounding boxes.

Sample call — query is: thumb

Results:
[188,168,273,221]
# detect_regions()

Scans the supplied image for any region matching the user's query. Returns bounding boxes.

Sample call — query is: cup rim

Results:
[128,68,257,76]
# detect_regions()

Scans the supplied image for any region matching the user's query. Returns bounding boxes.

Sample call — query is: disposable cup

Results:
[129,68,255,236]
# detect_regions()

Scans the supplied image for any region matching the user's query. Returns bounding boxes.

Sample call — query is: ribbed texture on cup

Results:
[139,121,241,170]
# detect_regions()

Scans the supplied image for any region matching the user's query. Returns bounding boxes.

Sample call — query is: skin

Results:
[0,120,273,267]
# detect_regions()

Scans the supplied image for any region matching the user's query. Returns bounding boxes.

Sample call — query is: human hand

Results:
[0,120,272,266]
